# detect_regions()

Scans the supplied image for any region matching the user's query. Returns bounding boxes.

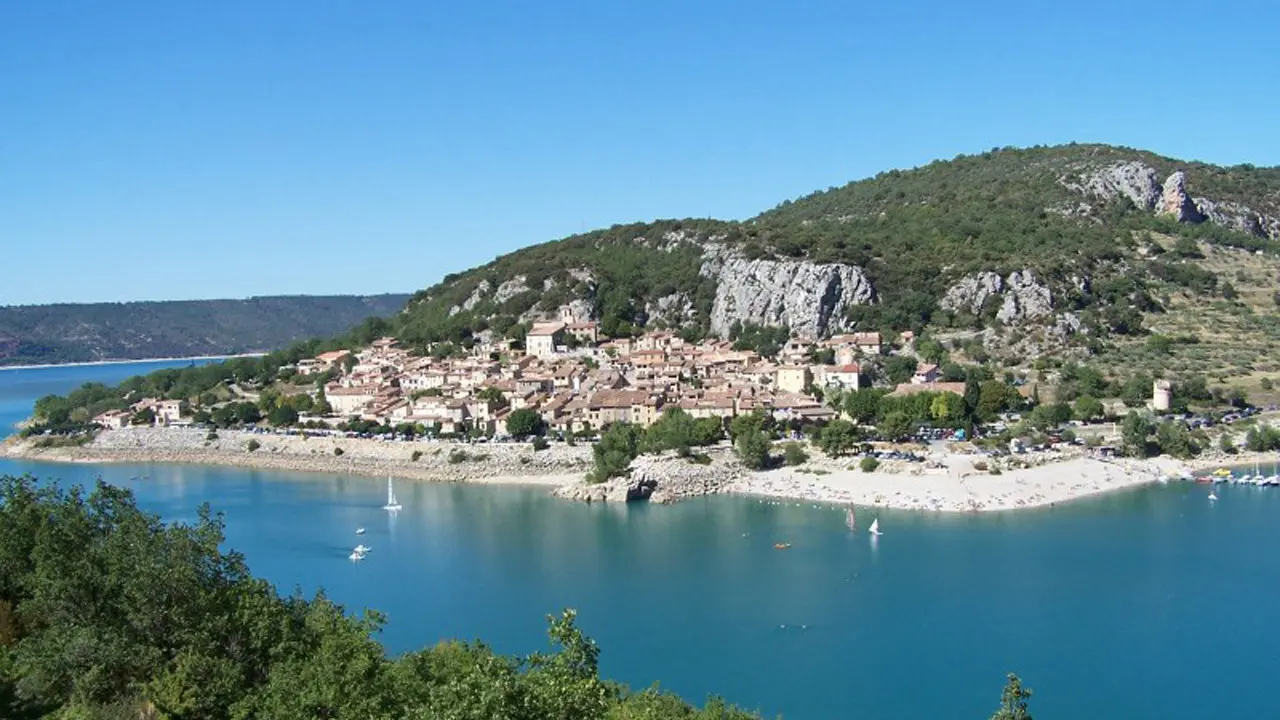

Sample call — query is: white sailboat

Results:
[868,518,882,536]
[383,476,402,511]
[349,549,366,561]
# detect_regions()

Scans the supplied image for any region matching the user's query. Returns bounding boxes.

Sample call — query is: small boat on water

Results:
[355,528,366,535]
[1208,492,1218,502]
[869,518,882,536]
[349,550,366,562]
[845,506,857,531]
[773,543,791,550]
[354,544,371,554]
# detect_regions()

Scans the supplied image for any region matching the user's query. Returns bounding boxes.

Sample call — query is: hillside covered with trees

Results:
[354,144,1280,367]
[0,474,1031,719]
[0,294,411,367]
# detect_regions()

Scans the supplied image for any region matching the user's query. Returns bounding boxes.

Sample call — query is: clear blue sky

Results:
[3,0,1277,305]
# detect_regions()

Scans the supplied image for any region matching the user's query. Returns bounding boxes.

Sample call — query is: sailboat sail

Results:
[869,518,881,536]
[384,477,402,510]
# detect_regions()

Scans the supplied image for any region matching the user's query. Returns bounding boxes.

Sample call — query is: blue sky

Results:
[2,1,1277,305]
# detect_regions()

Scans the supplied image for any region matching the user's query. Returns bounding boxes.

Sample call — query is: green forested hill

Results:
[0,294,411,366]
[373,144,1280,364]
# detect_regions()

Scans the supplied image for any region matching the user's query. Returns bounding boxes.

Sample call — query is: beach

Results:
[732,454,1191,512]
[4,426,1215,511]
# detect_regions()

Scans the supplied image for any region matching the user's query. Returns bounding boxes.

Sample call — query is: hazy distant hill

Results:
[0,294,411,366]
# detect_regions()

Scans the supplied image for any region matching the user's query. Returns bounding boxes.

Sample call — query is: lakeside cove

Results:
[3,425,1226,512]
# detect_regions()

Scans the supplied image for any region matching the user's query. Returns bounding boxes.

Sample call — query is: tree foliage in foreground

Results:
[0,475,763,719]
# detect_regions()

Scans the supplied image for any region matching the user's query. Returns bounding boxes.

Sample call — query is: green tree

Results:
[1219,433,1235,454]
[130,407,155,426]
[818,420,861,457]
[977,381,1018,421]
[860,456,880,473]
[929,393,966,425]
[506,408,546,439]
[734,429,771,470]
[878,411,913,441]
[782,442,808,466]
[477,387,506,403]
[1073,395,1104,422]
[1121,373,1153,408]
[691,417,724,446]
[1155,422,1197,459]
[267,404,299,427]
[843,389,884,424]
[990,673,1033,720]
[1121,412,1155,457]
[883,356,918,385]
[590,424,641,483]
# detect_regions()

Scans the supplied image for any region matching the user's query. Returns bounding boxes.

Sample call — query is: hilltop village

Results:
[159,306,948,438]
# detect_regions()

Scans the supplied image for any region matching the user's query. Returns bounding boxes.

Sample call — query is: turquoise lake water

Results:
[3,361,1279,718]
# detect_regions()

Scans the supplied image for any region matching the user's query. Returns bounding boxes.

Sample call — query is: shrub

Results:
[205,430,218,441]
[859,456,880,473]
[333,447,344,456]
[246,439,261,453]
[782,442,809,466]
[411,450,423,462]
[687,452,712,465]
[532,437,550,451]
[973,460,989,472]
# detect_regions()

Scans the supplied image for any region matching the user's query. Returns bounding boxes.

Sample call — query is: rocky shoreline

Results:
[4,426,1235,512]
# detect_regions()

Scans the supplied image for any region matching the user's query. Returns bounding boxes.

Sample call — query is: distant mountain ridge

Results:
[0,294,411,366]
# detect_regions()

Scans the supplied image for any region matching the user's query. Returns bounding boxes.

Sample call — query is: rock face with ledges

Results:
[940,272,1004,316]
[701,246,875,339]
[997,270,1053,324]
[942,270,1053,325]
[1158,171,1206,223]
[1073,161,1162,210]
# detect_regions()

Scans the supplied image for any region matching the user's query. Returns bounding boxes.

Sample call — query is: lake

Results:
[3,361,1278,719]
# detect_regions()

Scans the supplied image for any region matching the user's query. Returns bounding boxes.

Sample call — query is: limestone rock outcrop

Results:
[1158,171,1206,223]
[645,292,696,327]
[942,270,1053,325]
[701,246,875,339]
[493,276,531,304]
[996,270,1053,323]
[1075,161,1162,210]
[940,272,1004,315]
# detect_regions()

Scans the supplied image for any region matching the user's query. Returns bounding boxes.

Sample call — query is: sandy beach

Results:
[730,452,1192,512]
[4,426,1219,511]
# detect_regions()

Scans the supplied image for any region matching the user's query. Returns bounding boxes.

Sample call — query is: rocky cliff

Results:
[700,245,875,338]
[1066,162,1280,240]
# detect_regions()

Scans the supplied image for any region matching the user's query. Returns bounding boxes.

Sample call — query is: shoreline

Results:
[0,353,266,371]
[2,427,1224,512]
[3,427,593,487]
[731,454,1190,513]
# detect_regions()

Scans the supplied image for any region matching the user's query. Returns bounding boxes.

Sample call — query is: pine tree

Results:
[991,673,1033,720]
